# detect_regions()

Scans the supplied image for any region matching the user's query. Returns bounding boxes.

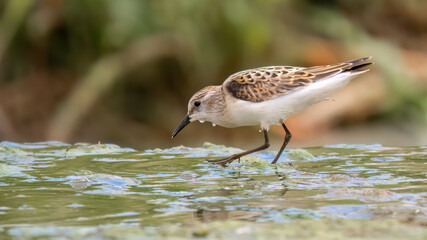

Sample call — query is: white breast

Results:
[225,72,361,130]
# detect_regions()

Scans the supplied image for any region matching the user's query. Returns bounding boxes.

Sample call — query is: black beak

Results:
[171,115,191,138]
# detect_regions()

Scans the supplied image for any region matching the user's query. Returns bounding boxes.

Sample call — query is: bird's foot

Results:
[207,155,239,166]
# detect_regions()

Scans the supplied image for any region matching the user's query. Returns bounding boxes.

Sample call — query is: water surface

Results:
[0,141,425,239]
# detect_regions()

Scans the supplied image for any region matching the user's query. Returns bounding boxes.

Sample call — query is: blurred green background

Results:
[0,0,426,150]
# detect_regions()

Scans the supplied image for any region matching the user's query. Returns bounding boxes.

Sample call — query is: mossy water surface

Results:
[0,141,426,239]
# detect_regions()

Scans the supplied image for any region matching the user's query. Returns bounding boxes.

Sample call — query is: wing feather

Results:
[223,57,372,102]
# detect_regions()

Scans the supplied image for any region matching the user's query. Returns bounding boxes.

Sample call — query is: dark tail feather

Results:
[344,56,373,73]
[347,62,372,72]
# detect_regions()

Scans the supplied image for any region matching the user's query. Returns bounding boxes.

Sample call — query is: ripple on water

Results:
[0,141,425,236]
[65,170,140,195]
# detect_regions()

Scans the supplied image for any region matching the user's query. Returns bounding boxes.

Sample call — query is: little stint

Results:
[172,57,372,165]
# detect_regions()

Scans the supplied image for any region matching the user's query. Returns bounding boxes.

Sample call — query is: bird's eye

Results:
[194,101,201,107]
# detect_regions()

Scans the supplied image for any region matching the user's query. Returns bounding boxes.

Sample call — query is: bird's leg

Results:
[271,122,292,164]
[207,130,270,165]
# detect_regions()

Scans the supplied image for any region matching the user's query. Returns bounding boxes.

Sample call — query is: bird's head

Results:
[171,86,222,138]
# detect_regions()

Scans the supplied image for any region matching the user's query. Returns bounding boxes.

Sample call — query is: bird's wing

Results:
[223,57,372,102]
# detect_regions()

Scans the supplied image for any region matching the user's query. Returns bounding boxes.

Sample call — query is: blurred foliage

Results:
[0,0,426,147]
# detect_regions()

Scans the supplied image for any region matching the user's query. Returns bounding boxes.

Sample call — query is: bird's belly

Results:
[226,99,285,128]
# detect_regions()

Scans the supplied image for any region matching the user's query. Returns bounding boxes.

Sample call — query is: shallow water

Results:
[0,141,426,239]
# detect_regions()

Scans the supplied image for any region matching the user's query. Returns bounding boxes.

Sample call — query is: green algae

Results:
[237,155,270,167]
[0,141,426,239]
[59,143,135,157]
[0,145,29,157]
[285,148,316,161]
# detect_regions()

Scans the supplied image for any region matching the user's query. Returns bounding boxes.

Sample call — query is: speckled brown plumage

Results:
[224,57,372,102]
